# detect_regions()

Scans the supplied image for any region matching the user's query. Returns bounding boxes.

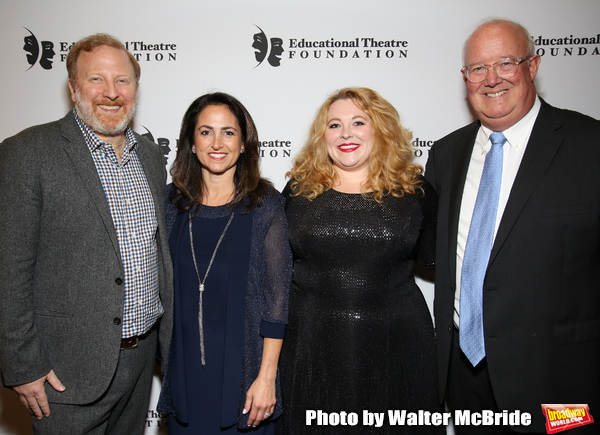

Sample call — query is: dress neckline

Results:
[190,203,236,219]
[330,188,374,196]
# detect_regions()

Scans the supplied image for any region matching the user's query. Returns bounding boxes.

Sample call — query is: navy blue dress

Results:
[159,188,292,434]
[168,205,273,434]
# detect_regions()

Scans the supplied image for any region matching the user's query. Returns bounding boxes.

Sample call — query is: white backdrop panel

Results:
[1,0,598,433]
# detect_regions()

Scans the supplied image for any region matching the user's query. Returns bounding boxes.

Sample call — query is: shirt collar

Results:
[479,96,541,152]
[73,109,138,154]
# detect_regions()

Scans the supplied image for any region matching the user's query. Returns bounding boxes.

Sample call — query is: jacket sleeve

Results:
[0,133,53,387]
[416,178,438,270]
[424,143,438,193]
[258,192,292,339]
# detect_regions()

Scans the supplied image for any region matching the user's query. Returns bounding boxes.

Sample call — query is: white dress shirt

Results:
[454,96,542,327]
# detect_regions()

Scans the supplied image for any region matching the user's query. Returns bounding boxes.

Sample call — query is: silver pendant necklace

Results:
[189,210,235,367]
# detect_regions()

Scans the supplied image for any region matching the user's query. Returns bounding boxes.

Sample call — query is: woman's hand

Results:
[243,337,283,426]
[243,373,276,427]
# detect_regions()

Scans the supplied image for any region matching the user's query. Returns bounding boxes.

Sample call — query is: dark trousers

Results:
[446,329,544,435]
[32,327,157,435]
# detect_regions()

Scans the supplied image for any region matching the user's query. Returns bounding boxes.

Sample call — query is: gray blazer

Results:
[0,111,173,405]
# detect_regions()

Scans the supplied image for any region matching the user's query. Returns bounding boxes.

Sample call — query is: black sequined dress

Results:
[278,180,442,434]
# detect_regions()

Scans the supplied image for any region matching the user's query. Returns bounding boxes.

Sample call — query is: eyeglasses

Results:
[461,56,534,83]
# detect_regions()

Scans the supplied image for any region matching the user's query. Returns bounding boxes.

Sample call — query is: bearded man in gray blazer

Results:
[0,33,173,434]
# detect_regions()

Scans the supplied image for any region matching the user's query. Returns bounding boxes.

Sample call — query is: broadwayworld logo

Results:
[251,25,409,67]
[542,404,594,434]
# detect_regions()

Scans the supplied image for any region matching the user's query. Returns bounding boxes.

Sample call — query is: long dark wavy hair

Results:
[170,92,272,213]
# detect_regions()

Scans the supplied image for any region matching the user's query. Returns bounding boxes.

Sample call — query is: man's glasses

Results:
[461,56,535,83]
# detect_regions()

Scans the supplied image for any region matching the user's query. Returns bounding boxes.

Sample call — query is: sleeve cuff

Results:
[259,320,286,339]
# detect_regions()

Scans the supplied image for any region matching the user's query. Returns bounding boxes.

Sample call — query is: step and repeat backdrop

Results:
[1,0,598,433]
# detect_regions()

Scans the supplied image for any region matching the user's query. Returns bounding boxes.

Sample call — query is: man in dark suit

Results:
[0,34,173,434]
[426,19,599,434]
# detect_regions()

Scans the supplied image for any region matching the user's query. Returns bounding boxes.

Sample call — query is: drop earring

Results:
[192,146,196,152]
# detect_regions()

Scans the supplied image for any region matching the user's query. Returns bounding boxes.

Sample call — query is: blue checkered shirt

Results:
[74,110,163,338]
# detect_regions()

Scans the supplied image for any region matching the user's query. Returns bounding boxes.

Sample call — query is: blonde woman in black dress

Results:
[278,88,442,434]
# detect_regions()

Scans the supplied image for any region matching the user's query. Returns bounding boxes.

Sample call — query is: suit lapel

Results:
[59,113,123,265]
[489,101,564,265]
[447,122,480,285]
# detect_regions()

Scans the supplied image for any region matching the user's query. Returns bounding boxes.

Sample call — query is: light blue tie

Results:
[459,131,506,366]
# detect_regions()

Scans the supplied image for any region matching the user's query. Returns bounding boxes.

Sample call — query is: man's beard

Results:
[74,86,137,137]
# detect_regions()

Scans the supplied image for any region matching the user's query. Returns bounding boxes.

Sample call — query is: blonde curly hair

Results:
[288,87,422,202]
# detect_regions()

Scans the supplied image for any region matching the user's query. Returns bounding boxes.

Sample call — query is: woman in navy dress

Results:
[158,92,292,434]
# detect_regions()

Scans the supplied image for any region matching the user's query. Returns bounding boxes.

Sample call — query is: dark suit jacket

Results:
[425,99,599,432]
[0,112,173,405]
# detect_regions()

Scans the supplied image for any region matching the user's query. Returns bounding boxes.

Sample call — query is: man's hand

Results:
[12,370,65,420]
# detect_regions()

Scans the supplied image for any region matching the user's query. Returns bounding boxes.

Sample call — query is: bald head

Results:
[462,19,541,131]
[463,19,535,65]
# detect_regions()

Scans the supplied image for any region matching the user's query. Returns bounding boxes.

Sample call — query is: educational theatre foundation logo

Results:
[534,33,600,57]
[21,27,178,72]
[23,27,55,70]
[251,25,410,68]
[259,138,292,159]
[542,404,594,433]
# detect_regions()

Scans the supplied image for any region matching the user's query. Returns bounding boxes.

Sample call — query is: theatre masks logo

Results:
[252,26,284,67]
[140,127,173,168]
[23,28,55,70]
